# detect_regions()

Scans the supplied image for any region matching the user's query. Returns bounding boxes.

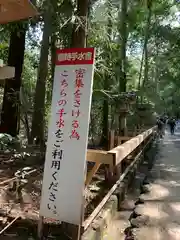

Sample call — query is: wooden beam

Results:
[118,136,132,142]
[86,149,114,166]
[109,127,155,165]
[0,0,16,3]
[0,0,38,24]
[85,162,101,186]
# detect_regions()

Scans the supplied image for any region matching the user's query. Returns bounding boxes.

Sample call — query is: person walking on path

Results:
[168,118,176,135]
[156,117,164,138]
[161,117,166,135]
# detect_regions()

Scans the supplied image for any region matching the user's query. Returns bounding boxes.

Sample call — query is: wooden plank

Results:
[109,127,155,165]
[0,0,16,3]
[86,149,114,166]
[85,162,101,186]
[114,136,131,145]
[0,215,20,235]
[0,66,15,79]
[0,0,38,24]
[118,136,131,141]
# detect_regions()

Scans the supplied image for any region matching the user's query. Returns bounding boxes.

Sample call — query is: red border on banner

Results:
[55,48,95,65]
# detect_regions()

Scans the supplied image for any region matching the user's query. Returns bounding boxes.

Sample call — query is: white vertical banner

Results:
[40,48,95,225]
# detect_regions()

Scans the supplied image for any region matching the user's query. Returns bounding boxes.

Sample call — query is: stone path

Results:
[104,130,180,240]
[103,133,157,240]
[131,131,180,240]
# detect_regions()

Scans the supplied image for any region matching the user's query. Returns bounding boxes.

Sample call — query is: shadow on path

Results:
[130,131,180,240]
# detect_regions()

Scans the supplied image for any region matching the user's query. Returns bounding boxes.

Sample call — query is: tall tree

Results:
[30,1,53,145]
[118,0,128,136]
[71,0,89,47]
[100,0,112,149]
[141,0,153,103]
[0,22,27,136]
[118,0,128,93]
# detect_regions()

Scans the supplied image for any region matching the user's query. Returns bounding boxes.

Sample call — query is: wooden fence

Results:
[38,126,157,239]
[85,126,157,186]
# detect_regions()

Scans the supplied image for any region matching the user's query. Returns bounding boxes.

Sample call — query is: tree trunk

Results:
[118,0,128,136]
[71,0,88,47]
[140,0,152,103]
[46,33,56,103]
[0,23,27,137]
[51,35,56,86]
[118,0,127,93]
[138,42,145,92]
[100,0,112,150]
[30,2,53,145]
[101,90,109,150]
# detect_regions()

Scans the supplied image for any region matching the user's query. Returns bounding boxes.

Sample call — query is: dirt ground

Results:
[0,131,157,239]
[132,130,180,240]
[0,149,110,239]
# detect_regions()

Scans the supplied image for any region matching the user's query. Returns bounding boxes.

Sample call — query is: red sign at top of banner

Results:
[56,48,95,65]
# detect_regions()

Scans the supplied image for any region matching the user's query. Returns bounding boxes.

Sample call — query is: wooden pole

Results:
[109,130,115,150]
[37,216,44,239]
[72,225,82,240]
[61,186,84,239]
[0,216,20,235]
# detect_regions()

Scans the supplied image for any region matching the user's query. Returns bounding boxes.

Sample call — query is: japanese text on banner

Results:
[70,68,86,140]
[47,70,68,214]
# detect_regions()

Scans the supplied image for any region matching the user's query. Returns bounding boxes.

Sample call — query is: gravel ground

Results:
[130,130,180,240]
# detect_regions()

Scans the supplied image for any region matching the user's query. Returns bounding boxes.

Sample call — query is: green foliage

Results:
[0,133,17,151]
[1,0,180,144]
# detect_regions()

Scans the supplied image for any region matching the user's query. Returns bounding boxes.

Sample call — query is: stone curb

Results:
[82,195,118,240]
[82,168,138,240]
